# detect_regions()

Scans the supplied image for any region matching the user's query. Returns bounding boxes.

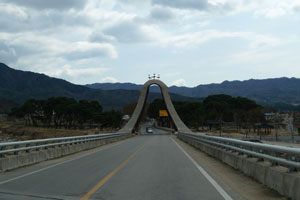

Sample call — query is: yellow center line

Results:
[80,140,149,200]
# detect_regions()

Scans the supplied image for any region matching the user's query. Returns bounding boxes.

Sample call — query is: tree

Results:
[101,110,123,129]
[147,99,166,119]
[123,102,137,116]
[22,99,45,126]
[203,95,233,123]
[173,101,204,129]
[10,97,111,129]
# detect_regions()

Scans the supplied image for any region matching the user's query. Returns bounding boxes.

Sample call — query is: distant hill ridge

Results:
[1,62,300,112]
[86,77,300,105]
[86,83,142,91]
[0,63,198,112]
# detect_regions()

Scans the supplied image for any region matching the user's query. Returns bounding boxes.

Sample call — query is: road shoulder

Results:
[0,137,132,184]
[174,136,287,200]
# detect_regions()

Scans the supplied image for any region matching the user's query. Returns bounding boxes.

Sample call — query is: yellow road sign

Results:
[159,110,168,117]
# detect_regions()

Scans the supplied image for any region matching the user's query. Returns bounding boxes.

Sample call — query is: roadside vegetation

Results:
[0,120,98,141]
[148,94,265,133]
[9,97,123,130]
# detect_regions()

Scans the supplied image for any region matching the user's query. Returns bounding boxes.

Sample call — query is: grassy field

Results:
[1,119,298,142]
[0,120,119,141]
[195,127,298,137]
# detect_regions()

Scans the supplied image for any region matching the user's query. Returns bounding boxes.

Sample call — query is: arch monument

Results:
[119,79,191,133]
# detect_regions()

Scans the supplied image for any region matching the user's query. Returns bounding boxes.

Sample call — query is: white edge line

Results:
[0,139,128,185]
[171,138,233,200]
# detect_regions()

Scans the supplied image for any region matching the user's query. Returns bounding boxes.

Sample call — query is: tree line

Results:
[148,94,265,130]
[10,97,123,129]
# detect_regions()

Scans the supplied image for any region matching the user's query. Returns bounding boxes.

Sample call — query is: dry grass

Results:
[0,120,118,141]
[204,131,244,137]
[196,127,300,138]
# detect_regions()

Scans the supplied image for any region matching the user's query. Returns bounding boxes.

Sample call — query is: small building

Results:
[204,120,221,130]
[264,113,275,121]
[122,115,130,121]
[253,123,274,135]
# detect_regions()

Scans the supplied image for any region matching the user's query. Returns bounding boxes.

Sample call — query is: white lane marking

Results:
[0,139,129,185]
[171,138,233,200]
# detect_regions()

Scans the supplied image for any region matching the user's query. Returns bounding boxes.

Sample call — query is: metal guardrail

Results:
[241,135,300,144]
[0,132,130,157]
[179,132,300,172]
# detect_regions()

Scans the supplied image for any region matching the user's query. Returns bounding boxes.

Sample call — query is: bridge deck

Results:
[0,130,230,200]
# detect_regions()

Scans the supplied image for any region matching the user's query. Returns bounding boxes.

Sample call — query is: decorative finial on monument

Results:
[148,73,160,80]
[152,73,156,79]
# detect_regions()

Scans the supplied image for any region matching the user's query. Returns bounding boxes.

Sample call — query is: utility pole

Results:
[284,113,294,143]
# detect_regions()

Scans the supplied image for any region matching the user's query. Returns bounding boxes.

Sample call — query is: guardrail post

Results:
[0,146,6,157]
[44,142,48,150]
[231,143,237,153]
[238,145,244,155]
[246,146,253,158]
[14,145,19,155]
[287,155,298,173]
[36,143,40,151]
[220,143,226,150]
[26,144,30,153]
[270,152,278,167]
[256,149,264,162]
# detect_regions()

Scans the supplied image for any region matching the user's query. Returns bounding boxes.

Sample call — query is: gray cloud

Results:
[150,6,175,21]
[89,32,116,43]
[116,0,151,7]
[152,0,209,10]
[103,20,151,43]
[0,6,90,33]
[0,41,18,64]
[293,5,300,12]
[0,34,60,66]
[151,0,234,13]
[2,0,87,10]
[48,12,91,27]
[63,43,117,61]
[64,49,109,60]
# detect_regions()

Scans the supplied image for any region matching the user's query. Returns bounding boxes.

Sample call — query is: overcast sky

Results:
[1,0,300,87]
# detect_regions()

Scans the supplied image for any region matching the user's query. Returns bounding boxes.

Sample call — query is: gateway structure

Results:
[119,79,191,133]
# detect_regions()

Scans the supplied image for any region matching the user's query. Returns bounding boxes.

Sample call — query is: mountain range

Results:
[1,62,300,113]
[0,63,198,112]
[87,78,300,106]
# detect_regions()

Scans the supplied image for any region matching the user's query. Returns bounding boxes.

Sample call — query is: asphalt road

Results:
[0,128,233,200]
[140,123,171,135]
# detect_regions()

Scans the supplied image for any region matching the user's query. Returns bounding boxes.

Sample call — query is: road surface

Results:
[0,128,234,200]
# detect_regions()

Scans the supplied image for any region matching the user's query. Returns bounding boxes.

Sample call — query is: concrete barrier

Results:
[0,135,131,173]
[154,125,174,133]
[178,134,300,200]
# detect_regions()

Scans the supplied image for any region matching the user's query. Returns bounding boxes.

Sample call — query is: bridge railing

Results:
[0,132,130,157]
[179,132,300,172]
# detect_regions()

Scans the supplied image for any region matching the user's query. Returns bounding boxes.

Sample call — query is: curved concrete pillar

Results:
[119,79,191,133]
